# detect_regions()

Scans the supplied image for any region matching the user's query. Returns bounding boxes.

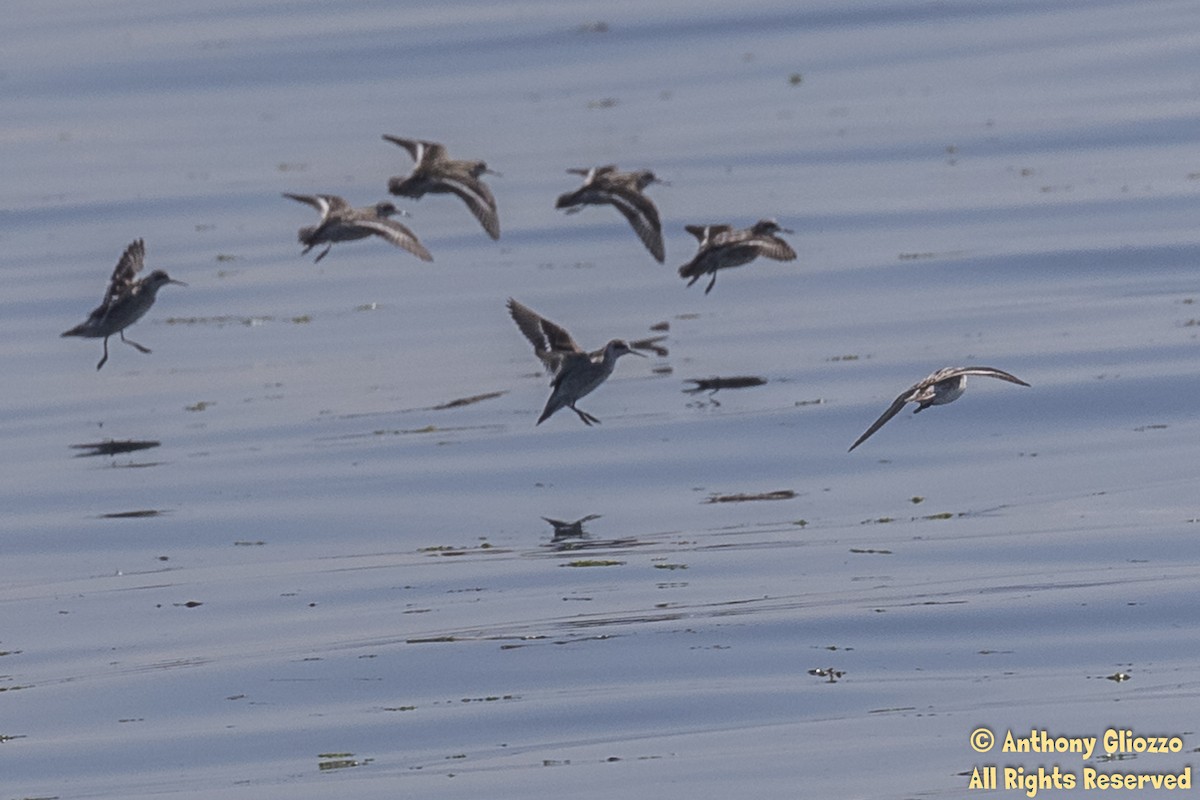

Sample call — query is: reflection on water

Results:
[542,513,602,540]
[538,513,646,552]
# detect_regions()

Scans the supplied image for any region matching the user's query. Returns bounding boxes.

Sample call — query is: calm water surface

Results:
[4,1,1200,797]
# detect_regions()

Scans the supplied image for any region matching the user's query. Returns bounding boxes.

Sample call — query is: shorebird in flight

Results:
[62,239,186,370]
[383,136,500,240]
[678,218,796,294]
[282,193,432,263]
[507,298,645,426]
[556,165,665,262]
[848,366,1031,452]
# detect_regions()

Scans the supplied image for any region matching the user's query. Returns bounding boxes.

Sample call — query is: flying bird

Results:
[507,298,645,426]
[848,366,1031,452]
[282,193,432,263]
[555,165,665,262]
[62,239,186,370]
[383,136,500,239]
[678,218,796,294]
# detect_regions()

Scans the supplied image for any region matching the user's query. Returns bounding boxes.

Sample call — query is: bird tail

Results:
[536,398,560,425]
[678,259,703,282]
[297,225,318,245]
[388,176,420,197]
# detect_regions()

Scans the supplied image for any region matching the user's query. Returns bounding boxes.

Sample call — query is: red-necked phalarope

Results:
[283,193,432,263]
[848,366,1031,452]
[61,239,186,370]
[678,218,796,294]
[383,136,500,240]
[507,298,645,426]
[555,165,665,262]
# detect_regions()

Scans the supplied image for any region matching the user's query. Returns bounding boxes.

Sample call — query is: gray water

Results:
[4,1,1200,797]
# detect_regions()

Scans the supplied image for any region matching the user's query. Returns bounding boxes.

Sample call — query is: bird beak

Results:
[170,279,189,287]
[779,226,795,234]
[628,348,649,357]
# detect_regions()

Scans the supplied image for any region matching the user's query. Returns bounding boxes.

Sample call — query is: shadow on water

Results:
[683,375,767,407]
[98,509,168,519]
[71,439,165,468]
[683,376,767,394]
[71,439,161,457]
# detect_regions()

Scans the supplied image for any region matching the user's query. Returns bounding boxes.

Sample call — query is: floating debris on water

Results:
[705,490,795,504]
[431,391,507,410]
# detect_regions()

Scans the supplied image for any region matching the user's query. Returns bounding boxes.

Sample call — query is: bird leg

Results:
[120,330,152,354]
[313,244,333,263]
[570,404,601,426]
[705,273,718,294]
[96,337,110,371]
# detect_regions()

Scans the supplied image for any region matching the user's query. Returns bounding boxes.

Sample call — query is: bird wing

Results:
[507,298,582,372]
[756,236,797,262]
[101,238,146,308]
[607,188,664,262]
[537,315,583,355]
[567,165,616,180]
[283,193,347,217]
[382,135,439,163]
[950,366,1031,387]
[848,392,912,452]
[684,224,731,243]
[355,219,433,261]
[439,171,500,239]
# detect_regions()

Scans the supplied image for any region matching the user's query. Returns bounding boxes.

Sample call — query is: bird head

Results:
[605,339,647,360]
[636,170,668,188]
[753,218,793,235]
[144,270,187,291]
[374,202,410,218]
[471,161,501,178]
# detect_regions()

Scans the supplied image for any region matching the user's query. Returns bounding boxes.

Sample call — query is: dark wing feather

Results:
[756,236,797,261]
[355,219,433,261]
[848,393,911,452]
[382,135,426,161]
[440,171,500,239]
[608,189,664,262]
[955,366,1031,387]
[507,298,582,373]
[102,239,146,308]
